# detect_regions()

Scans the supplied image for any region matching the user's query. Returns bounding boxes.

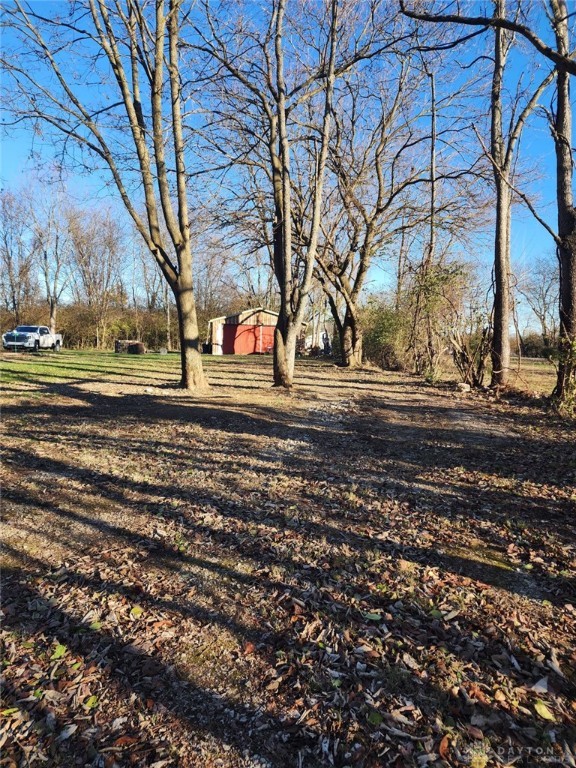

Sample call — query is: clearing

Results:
[1,351,575,768]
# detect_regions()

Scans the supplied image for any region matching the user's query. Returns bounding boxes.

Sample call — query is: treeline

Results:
[1,181,558,379]
[359,252,558,387]
[0,189,276,349]
[0,299,171,351]
[1,2,573,402]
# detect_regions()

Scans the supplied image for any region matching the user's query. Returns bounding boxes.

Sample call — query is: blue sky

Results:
[1,69,560,252]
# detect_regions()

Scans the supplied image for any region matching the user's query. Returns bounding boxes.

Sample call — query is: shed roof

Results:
[208,307,279,326]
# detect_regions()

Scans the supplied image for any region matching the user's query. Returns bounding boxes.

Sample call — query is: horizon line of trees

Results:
[1,1,574,405]
[1,186,560,377]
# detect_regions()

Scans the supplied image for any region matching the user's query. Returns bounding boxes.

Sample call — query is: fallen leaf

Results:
[547,648,564,678]
[438,735,450,760]
[466,725,484,740]
[57,724,78,741]
[363,611,383,621]
[534,700,556,722]
[1,707,20,716]
[494,689,506,702]
[84,695,98,710]
[50,643,67,660]
[113,736,138,747]
[367,710,383,726]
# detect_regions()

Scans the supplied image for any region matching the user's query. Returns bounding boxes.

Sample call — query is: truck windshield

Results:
[15,326,39,333]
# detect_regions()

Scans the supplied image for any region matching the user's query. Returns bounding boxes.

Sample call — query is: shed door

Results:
[222,324,237,354]
[222,324,275,354]
[232,324,257,354]
[223,324,256,354]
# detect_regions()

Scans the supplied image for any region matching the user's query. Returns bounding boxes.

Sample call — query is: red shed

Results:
[208,308,278,355]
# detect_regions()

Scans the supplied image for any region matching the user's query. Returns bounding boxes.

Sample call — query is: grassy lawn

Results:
[0,349,183,387]
[438,354,557,397]
[507,357,558,396]
[1,351,574,767]
[0,348,559,394]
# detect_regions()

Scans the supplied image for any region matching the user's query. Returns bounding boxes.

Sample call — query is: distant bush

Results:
[519,332,557,359]
[361,300,406,370]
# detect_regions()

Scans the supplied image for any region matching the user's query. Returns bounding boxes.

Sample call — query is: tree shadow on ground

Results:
[3,448,574,607]
[3,544,574,768]
[2,371,575,767]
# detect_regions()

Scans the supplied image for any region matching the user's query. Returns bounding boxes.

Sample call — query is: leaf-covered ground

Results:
[1,353,575,768]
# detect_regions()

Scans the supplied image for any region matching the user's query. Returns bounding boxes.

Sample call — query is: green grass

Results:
[1,349,558,397]
[507,356,557,395]
[0,349,283,398]
[0,349,182,385]
[441,354,557,395]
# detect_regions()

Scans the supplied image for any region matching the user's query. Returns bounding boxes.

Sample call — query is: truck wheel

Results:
[33,340,39,353]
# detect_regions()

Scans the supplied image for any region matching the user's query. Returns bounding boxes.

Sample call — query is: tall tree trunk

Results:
[48,297,57,335]
[552,1,576,401]
[174,280,207,390]
[176,248,208,389]
[396,225,408,314]
[426,66,437,363]
[165,284,172,351]
[273,291,299,388]
[272,189,294,388]
[341,309,363,368]
[491,181,512,385]
[490,4,511,387]
[174,288,207,389]
[269,0,337,389]
[273,315,297,388]
[273,328,290,387]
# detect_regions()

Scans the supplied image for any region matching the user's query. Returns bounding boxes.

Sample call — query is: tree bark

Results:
[490,7,511,387]
[550,1,576,401]
[491,181,512,386]
[48,297,57,335]
[166,289,172,352]
[175,281,207,390]
[341,310,363,368]
[273,310,297,387]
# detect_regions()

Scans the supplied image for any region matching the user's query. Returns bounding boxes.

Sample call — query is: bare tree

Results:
[516,254,560,345]
[448,269,492,387]
[403,1,554,387]
[401,0,576,402]
[194,243,242,333]
[194,0,404,387]
[67,207,124,348]
[0,190,40,326]
[2,0,207,387]
[31,189,72,335]
[550,0,576,401]
[475,1,554,387]
[212,172,279,311]
[135,242,164,314]
[401,0,576,74]
[313,62,429,368]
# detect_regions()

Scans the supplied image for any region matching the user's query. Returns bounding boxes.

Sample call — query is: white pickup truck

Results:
[2,325,63,352]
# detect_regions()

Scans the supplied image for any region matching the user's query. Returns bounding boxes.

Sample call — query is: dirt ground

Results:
[1,353,575,768]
